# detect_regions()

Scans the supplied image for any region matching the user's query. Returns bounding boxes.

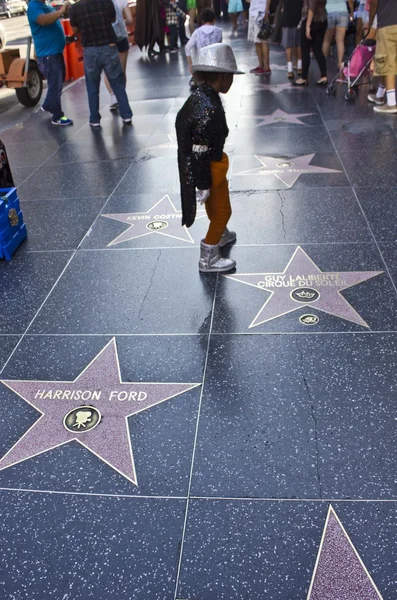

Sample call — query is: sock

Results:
[297,59,302,69]
[386,89,396,107]
[287,61,293,72]
[376,85,386,99]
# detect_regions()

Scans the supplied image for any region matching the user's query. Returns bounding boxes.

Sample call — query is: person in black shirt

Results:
[281,0,303,79]
[175,43,243,273]
[70,0,133,127]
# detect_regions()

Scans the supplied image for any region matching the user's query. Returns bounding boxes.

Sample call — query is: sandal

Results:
[316,78,328,86]
[294,79,308,86]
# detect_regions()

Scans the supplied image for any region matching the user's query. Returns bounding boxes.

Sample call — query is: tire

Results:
[326,85,335,96]
[15,62,43,107]
[345,90,355,102]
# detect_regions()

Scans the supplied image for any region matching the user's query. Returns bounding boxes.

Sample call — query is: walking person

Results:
[368,0,397,114]
[281,0,303,79]
[175,43,243,273]
[187,0,197,34]
[247,0,272,74]
[69,0,133,127]
[295,0,328,86]
[185,7,222,84]
[227,0,244,32]
[104,0,133,111]
[322,0,354,69]
[27,0,73,126]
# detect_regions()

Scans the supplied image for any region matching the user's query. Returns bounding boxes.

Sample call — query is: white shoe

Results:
[373,104,397,114]
[367,93,384,105]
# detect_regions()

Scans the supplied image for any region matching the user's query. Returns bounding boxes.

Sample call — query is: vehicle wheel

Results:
[15,62,43,107]
[326,85,336,96]
[345,89,355,102]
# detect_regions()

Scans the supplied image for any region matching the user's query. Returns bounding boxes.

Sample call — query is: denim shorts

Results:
[327,11,349,29]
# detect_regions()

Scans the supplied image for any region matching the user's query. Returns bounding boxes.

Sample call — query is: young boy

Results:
[185,8,223,73]
[175,43,243,273]
[281,0,303,79]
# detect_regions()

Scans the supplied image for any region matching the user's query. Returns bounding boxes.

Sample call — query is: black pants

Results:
[168,24,178,49]
[301,19,327,80]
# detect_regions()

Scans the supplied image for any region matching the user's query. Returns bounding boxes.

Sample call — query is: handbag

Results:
[257,16,274,41]
[112,0,128,42]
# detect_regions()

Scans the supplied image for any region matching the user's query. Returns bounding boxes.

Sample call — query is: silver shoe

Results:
[219,228,237,248]
[199,240,236,273]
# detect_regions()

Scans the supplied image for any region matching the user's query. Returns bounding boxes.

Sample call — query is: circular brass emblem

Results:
[291,287,320,303]
[274,117,287,122]
[63,406,101,433]
[146,220,168,231]
[277,161,294,168]
[300,314,319,325]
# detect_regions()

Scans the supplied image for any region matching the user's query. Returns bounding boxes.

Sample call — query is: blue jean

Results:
[83,45,133,123]
[37,53,65,121]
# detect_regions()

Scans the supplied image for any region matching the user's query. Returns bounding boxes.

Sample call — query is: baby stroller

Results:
[326,38,376,101]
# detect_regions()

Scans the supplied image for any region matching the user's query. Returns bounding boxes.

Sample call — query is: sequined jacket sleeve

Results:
[176,85,228,227]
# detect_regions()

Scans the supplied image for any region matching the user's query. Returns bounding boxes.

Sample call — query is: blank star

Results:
[251,82,304,94]
[308,506,384,599]
[233,154,342,188]
[224,246,383,328]
[243,109,314,127]
[102,194,205,246]
[0,339,200,486]
[269,63,288,71]
[148,134,177,149]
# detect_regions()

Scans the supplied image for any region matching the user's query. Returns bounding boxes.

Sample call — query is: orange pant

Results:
[204,153,232,245]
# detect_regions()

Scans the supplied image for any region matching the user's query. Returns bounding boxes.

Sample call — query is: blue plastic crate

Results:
[1,223,27,261]
[0,187,27,260]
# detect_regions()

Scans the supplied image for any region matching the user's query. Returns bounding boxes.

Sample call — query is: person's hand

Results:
[196,189,210,204]
[60,1,71,14]
[305,24,311,39]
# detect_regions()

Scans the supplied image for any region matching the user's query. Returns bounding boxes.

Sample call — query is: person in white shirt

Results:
[322,0,354,69]
[185,8,222,84]
[105,0,133,111]
[247,0,272,74]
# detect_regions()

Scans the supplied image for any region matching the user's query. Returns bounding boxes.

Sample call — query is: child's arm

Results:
[185,29,197,57]
[191,112,216,191]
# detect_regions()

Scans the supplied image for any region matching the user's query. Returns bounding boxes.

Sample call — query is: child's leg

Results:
[204,154,232,245]
[261,41,270,71]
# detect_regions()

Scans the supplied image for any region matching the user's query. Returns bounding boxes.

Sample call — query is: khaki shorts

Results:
[375,25,397,76]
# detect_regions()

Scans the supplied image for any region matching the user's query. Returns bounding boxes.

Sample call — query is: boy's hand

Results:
[196,189,210,204]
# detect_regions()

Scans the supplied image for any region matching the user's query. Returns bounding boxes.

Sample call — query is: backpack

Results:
[112,0,128,43]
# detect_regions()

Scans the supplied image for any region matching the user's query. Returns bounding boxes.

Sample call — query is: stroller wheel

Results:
[326,84,336,96]
[345,89,356,102]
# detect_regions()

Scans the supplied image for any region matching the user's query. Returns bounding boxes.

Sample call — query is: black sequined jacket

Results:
[175,84,229,228]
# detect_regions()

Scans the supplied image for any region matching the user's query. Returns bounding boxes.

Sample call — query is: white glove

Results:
[196,188,210,204]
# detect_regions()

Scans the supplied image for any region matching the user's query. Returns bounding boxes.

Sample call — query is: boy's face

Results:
[220,73,234,94]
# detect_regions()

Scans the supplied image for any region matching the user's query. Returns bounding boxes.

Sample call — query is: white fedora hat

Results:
[192,43,244,74]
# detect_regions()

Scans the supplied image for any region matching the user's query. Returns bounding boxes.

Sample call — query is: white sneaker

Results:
[373,104,397,114]
[367,93,385,105]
